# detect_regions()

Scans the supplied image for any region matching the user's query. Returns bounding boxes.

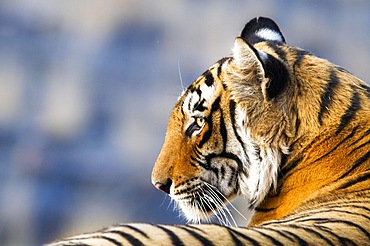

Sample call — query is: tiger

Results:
[47,17,370,246]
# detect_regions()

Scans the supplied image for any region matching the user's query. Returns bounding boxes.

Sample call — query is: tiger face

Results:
[152,61,247,222]
[151,17,296,223]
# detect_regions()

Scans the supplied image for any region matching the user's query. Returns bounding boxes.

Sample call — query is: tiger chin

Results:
[47,17,370,245]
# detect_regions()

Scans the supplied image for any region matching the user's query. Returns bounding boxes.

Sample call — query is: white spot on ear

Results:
[255,28,283,42]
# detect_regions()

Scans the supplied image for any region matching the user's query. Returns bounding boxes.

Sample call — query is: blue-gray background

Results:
[0,1,369,245]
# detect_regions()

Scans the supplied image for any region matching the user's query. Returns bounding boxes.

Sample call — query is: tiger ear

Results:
[232,37,266,75]
[241,17,285,45]
[232,37,289,99]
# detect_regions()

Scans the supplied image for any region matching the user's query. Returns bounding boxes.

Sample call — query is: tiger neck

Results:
[248,121,370,226]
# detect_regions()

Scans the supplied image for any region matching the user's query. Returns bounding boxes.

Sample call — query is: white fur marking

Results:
[255,28,283,42]
[199,83,215,103]
[234,105,281,207]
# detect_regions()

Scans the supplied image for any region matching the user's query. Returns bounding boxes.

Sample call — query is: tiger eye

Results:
[196,117,205,126]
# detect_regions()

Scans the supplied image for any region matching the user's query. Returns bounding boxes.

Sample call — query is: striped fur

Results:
[47,17,370,245]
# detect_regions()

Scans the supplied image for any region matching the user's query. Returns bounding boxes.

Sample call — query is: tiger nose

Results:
[154,178,172,194]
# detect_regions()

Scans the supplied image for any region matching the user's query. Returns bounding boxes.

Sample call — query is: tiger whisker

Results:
[177,60,185,93]
[201,193,229,226]
[198,187,225,225]
[204,182,249,225]
[199,185,232,226]
[200,184,234,227]
[203,186,236,227]
[195,190,212,224]
[166,196,175,211]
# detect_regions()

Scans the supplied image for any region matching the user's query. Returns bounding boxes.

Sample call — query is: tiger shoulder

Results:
[47,17,370,246]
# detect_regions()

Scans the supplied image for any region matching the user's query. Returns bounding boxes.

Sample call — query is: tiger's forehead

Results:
[179,59,227,116]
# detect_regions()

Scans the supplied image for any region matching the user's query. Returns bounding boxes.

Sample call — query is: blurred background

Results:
[0,0,369,245]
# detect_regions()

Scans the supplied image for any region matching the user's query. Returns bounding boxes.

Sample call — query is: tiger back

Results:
[47,17,370,246]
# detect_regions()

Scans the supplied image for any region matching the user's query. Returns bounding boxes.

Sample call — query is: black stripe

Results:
[108,231,143,246]
[217,58,230,90]
[157,225,184,246]
[292,49,311,95]
[229,100,248,168]
[295,49,311,62]
[99,235,124,246]
[312,125,358,163]
[192,147,203,163]
[179,90,189,112]
[293,208,370,224]
[189,156,199,167]
[56,241,90,246]
[350,128,370,149]
[318,70,340,125]
[324,204,370,214]
[220,165,226,179]
[254,207,277,212]
[204,152,243,172]
[339,150,370,180]
[216,57,229,78]
[335,90,361,135]
[219,106,228,151]
[293,49,311,72]
[315,225,356,245]
[338,171,370,190]
[194,99,207,112]
[124,225,149,238]
[278,228,309,246]
[314,218,370,239]
[227,165,237,187]
[228,230,245,246]
[196,88,202,98]
[266,42,287,62]
[183,225,207,233]
[336,66,350,74]
[250,228,285,246]
[261,53,289,98]
[180,226,215,246]
[283,130,342,179]
[284,224,335,246]
[202,70,214,86]
[313,199,370,207]
[359,83,370,99]
[279,157,302,179]
[338,237,358,245]
[187,94,193,111]
[349,138,370,155]
[355,186,370,193]
[295,110,301,134]
[264,203,370,226]
[227,228,261,246]
[198,97,220,148]
[333,207,370,221]
[258,227,294,243]
[180,105,185,117]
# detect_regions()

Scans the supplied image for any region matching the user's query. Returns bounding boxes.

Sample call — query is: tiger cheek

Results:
[151,113,199,194]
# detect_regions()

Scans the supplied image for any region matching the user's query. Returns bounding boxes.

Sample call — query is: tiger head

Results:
[151,17,308,223]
